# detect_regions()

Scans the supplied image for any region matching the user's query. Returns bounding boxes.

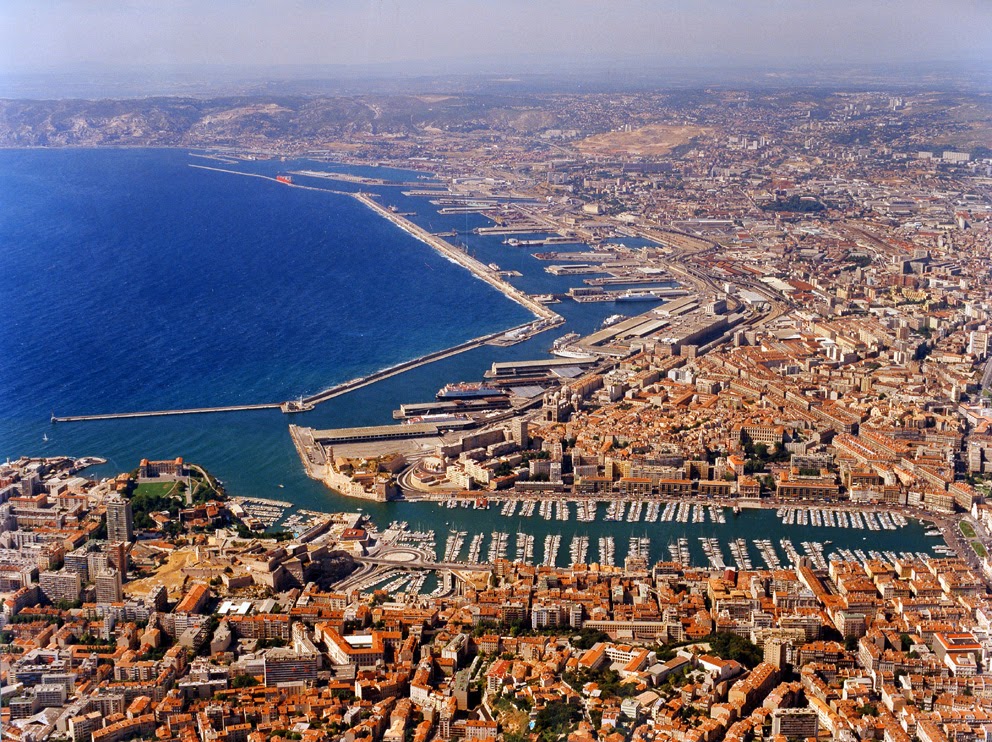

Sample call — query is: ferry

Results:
[553,348,598,360]
[602,314,626,327]
[551,332,580,350]
[437,382,508,400]
[615,290,661,302]
[550,332,597,360]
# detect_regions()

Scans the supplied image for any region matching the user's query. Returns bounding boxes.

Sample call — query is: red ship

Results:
[276,175,293,185]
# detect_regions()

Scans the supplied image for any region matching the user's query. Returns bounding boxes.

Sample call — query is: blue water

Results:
[0,148,620,511]
[0,149,944,563]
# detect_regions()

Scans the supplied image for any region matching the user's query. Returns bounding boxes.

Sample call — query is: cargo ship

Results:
[437,382,508,400]
[276,175,293,185]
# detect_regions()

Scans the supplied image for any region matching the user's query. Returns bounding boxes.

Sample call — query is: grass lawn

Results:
[971,541,988,558]
[133,481,178,498]
[960,521,977,538]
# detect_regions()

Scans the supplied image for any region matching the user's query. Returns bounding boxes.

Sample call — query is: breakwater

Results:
[296,320,545,408]
[350,191,563,325]
[51,403,281,423]
[49,166,561,424]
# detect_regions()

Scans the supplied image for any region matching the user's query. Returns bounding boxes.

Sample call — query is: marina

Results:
[408,498,948,571]
[229,496,293,529]
[222,493,947,579]
[11,153,972,599]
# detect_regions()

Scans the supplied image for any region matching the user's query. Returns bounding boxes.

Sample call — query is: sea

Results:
[0,148,943,568]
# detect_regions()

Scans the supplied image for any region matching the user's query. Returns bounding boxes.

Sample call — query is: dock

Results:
[289,170,429,188]
[474,225,555,235]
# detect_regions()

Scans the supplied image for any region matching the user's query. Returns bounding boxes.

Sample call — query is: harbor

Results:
[48,173,572,425]
[228,496,294,530]
[355,499,950,577]
[209,490,956,602]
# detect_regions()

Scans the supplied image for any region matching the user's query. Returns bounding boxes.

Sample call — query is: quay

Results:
[51,403,281,423]
[474,225,555,235]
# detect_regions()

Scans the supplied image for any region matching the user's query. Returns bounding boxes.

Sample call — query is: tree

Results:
[493,462,514,478]
[231,674,259,689]
[707,632,764,669]
[571,628,610,650]
[534,699,582,742]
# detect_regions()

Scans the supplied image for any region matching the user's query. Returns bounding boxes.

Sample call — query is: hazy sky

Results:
[2,0,990,74]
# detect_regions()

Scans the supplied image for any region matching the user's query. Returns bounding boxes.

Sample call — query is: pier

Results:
[474,225,555,235]
[289,170,429,188]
